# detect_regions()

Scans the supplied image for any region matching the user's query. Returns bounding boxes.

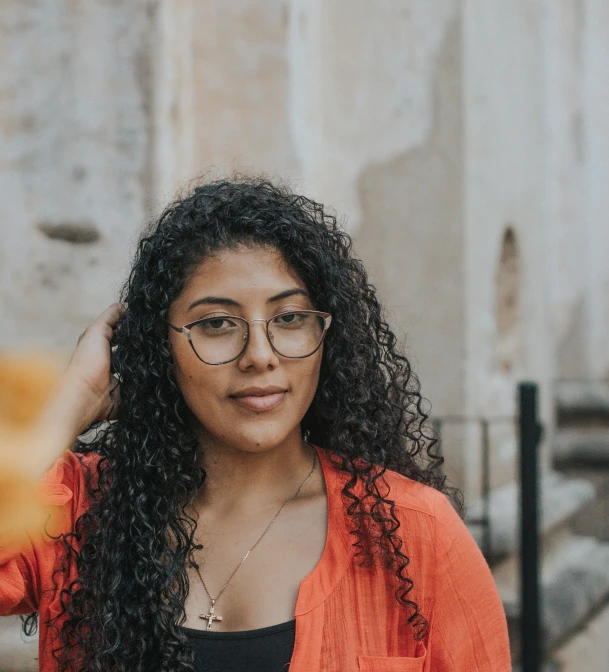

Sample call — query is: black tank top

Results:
[181,620,296,672]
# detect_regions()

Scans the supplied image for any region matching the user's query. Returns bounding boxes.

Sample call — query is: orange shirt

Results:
[1,444,511,671]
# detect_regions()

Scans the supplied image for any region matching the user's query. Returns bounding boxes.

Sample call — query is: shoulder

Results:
[40,449,102,490]
[379,466,469,556]
[319,447,466,552]
[381,467,458,521]
[380,467,445,516]
[376,476,511,668]
[38,450,103,521]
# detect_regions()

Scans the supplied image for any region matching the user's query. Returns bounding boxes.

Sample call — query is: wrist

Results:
[24,376,98,480]
[50,375,98,430]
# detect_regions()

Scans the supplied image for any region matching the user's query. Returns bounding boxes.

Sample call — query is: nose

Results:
[237,320,280,371]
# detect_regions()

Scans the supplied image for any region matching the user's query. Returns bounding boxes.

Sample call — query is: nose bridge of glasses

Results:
[242,317,274,344]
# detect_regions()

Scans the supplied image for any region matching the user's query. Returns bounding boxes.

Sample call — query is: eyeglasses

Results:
[168,310,332,365]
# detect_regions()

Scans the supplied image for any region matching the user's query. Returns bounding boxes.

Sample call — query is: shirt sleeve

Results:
[0,451,92,616]
[428,492,512,671]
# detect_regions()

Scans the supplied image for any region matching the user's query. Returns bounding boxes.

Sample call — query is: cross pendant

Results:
[200,599,223,631]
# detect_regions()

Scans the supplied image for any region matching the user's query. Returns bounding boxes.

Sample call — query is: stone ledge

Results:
[466,472,595,559]
[556,381,609,418]
[552,599,609,672]
[512,662,560,672]
[554,430,609,467]
[504,536,609,656]
[0,615,38,672]
[543,537,609,648]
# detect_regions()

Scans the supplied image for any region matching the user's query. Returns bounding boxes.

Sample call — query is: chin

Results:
[227,427,292,453]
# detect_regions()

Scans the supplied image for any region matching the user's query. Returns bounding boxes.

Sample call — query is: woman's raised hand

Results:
[0,305,124,537]
[15,303,127,481]
[62,302,125,434]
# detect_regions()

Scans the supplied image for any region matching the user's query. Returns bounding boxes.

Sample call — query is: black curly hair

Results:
[22,175,462,671]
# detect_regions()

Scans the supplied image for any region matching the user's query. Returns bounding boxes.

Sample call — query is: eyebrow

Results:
[187,288,311,312]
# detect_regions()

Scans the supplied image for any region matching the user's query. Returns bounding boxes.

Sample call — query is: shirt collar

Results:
[294,443,355,616]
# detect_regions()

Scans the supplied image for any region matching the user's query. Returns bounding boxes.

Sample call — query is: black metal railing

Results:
[432,414,515,559]
[518,382,543,672]
[433,382,544,672]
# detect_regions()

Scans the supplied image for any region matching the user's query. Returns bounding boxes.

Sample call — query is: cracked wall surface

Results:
[0,2,607,466]
[355,14,464,416]
[289,0,457,233]
[1,0,608,486]
[2,0,609,665]
[0,0,156,349]
[154,0,299,198]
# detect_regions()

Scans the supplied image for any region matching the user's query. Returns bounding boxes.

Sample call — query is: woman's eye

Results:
[273,312,308,327]
[207,318,228,329]
[195,317,239,332]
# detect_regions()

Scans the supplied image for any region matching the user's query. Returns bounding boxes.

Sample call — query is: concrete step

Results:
[466,471,595,561]
[556,380,609,425]
[559,467,609,542]
[554,429,609,467]
[0,616,37,672]
[501,535,609,659]
[552,599,609,671]
[512,663,560,672]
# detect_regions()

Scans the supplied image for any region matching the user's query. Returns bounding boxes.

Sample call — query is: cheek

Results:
[178,371,228,431]
[295,357,322,407]
[172,349,225,418]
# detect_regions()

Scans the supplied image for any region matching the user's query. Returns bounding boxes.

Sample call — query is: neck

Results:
[195,431,315,515]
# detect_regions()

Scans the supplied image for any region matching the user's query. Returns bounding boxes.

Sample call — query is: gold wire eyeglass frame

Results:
[168,310,332,365]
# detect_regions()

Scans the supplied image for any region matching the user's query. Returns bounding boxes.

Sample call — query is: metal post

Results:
[480,418,491,558]
[432,418,443,465]
[519,382,542,672]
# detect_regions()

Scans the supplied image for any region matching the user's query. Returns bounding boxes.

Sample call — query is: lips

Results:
[230,386,287,412]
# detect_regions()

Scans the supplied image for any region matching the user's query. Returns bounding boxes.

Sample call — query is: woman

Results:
[0,177,511,671]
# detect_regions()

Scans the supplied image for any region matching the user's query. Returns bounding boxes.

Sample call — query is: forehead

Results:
[179,245,308,302]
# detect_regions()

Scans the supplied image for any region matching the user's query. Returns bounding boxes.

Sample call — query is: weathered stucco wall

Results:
[354,13,464,411]
[543,0,587,381]
[289,0,458,233]
[543,0,609,382]
[353,10,466,489]
[2,0,609,665]
[154,0,298,199]
[582,0,609,380]
[0,0,156,350]
[463,0,552,483]
[2,0,608,488]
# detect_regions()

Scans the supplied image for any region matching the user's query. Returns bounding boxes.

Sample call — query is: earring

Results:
[303,429,311,443]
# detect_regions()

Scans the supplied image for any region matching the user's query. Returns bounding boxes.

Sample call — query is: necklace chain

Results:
[190,445,318,616]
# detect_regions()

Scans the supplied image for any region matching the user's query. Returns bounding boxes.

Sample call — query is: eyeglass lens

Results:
[188,312,326,364]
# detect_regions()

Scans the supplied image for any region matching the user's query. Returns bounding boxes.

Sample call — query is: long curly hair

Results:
[23,175,461,671]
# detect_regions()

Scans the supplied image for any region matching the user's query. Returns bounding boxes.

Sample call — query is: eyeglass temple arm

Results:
[168,323,183,332]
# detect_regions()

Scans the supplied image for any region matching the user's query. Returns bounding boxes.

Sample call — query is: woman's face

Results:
[168,245,323,454]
